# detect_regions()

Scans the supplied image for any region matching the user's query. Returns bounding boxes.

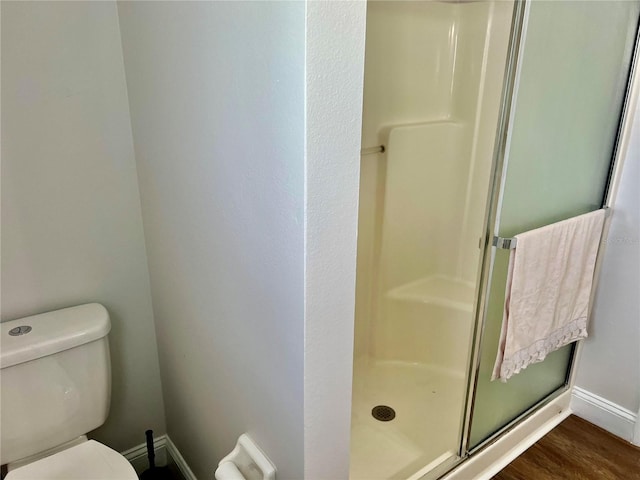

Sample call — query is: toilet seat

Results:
[5,440,138,480]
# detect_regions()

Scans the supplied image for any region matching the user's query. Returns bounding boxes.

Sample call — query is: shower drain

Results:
[371,405,396,422]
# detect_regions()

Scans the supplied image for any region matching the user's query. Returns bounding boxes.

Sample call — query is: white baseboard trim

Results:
[121,434,168,474]
[166,436,198,480]
[571,386,638,445]
[443,389,572,480]
[635,406,640,446]
[121,434,197,480]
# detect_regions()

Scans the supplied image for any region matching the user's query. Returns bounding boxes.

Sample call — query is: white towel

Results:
[492,209,606,382]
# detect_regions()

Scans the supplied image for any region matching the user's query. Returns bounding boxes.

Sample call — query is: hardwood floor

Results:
[493,415,640,480]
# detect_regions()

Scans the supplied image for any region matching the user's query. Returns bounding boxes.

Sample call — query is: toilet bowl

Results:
[0,304,137,479]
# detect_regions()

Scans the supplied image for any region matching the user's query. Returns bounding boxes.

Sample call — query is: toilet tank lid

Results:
[1,304,111,369]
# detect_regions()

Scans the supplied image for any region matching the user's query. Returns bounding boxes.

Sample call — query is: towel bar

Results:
[493,236,517,250]
[492,208,610,250]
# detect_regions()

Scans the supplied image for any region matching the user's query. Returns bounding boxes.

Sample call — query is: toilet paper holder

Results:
[214,434,276,480]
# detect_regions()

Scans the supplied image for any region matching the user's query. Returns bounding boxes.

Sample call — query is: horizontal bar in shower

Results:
[360,145,385,155]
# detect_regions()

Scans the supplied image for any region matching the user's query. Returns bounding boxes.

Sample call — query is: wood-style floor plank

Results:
[492,415,640,480]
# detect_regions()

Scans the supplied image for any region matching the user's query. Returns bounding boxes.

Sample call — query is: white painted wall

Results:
[574,98,640,442]
[304,2,367,478]
[117,2,305,478]
[0,1,166,452]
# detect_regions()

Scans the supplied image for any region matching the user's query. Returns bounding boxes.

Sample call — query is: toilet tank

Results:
[0,304,112,465]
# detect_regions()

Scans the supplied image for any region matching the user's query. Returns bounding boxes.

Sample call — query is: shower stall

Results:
[350,1,640,479]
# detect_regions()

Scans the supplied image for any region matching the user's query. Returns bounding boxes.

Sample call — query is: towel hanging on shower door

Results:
[491,209,606,382]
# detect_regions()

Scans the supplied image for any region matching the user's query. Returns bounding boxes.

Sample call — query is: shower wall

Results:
[354,1,513,366]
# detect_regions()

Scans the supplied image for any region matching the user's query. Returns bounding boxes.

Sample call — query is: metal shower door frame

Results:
[456,0,640,465]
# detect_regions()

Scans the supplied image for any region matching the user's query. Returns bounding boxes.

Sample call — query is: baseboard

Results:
[571,386,638,444]
[121,434,168,474]
[166,436,198,480]
[121,434,197,480]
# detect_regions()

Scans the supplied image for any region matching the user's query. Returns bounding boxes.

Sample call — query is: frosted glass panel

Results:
[469,1,639,448]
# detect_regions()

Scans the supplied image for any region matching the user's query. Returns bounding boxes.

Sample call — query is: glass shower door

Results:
[468,0,640,449]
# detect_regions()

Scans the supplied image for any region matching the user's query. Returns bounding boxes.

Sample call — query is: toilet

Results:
[0,304,138,479]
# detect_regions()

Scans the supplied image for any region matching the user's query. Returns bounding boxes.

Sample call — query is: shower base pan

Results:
[349,358,466,480]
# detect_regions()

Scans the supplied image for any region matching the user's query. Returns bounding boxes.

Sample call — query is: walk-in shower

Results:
[350,1,640,479]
